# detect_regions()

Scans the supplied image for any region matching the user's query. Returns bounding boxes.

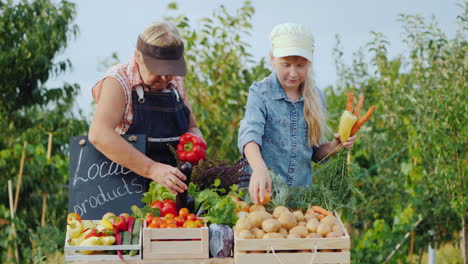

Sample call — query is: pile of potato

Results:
[233,205,346,239]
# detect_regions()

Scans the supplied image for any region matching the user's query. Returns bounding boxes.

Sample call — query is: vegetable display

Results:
[66,212,141,259]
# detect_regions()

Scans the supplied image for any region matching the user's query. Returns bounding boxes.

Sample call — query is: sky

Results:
[45,0,463,117]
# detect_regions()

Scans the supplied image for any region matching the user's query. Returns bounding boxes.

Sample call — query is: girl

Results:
[89,21,203,194]
[238,23,355,204]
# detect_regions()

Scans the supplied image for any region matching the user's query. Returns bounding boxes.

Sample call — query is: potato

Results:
[235,217,252,232]
[287,233,301,239]
[289,226,309,238]
[262,219,281,233]
[305,207,315,215]
[304,213,317,222]
[332,225,345,236]
[237,211,249,219]
[278,212,297,230]
[272,206,289,218]
[249,204,266,213]
[306,218,319,233]
[326,232,341,238]
[248,211,265,228]
[239,230,255,239]
[251,228,265,239]
[263,233,284,239]
[307,233,322,238]
[317,223,331,237]
[278,228,288,238]
[297,221,306,227]
[293,211,305,222]
[321,215,338,227]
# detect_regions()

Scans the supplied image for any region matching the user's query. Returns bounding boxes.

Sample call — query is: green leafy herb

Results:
[141,182,176,205]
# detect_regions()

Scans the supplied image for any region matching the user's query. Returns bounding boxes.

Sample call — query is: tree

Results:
[164,1,270,161]
[324,3,467,262]
[0,1,88,263]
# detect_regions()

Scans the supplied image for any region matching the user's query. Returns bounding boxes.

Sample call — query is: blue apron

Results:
[126,85,190,189]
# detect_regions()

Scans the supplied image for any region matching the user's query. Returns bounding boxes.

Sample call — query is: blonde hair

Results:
[269,23,330,146]
[302,67,331,146]
[140,21,182,47]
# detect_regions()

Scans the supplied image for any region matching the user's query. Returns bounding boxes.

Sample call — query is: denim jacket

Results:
[238,72,326,187]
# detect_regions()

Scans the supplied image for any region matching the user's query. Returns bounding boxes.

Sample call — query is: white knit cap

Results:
[269,23,314,62]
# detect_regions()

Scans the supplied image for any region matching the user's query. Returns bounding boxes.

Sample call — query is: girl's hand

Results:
[249,168,272,204]
[333,133,356,150]
[148,162,187,194]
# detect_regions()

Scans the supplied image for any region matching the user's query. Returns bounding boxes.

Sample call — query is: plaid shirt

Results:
[92,56,186,134]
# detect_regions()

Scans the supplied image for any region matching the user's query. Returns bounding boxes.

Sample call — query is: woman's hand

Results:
[249,167,272,205]
[148,162,187,194]
[334,133,356,149]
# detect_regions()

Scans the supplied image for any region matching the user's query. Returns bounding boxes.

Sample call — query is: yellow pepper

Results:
[79,236,101,255]
[67,220,84,239]
[338,110,357,143]
[98,218,114,230]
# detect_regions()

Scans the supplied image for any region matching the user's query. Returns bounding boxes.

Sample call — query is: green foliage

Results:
[164,1,270,160]
[322,3,467,262]
[191,183,240,226]
[0,0,78,113]
[0,1,88,263]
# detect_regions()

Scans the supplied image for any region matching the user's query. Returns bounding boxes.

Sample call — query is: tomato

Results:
[67,212,82,223]
[165,218,176,225]
[174,216,185,226]
[159,223,167,228]
[184,220,198,228]
[194,219,204,228]
[151,217,163,228]
[164,213,175,219]
[150,200,164,209]
[186,213,197,221]
[145,213,155,225]
[148,222,158,229]
[163,199,176,207]
[167,223,177,228]
[179,208,189,220]
[161,203,178,217]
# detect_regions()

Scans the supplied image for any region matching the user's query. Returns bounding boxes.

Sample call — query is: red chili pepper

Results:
[176,133,207,165]
[112,215,127,232]
[115,232,124,261]
[85,228,101,239]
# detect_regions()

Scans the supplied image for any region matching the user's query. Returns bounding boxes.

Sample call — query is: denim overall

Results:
[126,85,190,189]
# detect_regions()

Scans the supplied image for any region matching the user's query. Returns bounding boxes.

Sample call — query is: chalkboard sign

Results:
[68,135,151,220]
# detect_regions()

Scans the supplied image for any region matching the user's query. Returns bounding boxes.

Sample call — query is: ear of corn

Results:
[338,111,357,142]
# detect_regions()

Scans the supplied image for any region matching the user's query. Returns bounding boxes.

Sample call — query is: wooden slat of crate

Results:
[142,221,209,260]
[235,251,350,264]
[235,237,350,251]
[69,257,235,264]
[64,220,142,261]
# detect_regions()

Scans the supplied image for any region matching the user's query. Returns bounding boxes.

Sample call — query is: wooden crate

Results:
[64,220,142,262]
[234,212,350,264]
[142,220,209,260]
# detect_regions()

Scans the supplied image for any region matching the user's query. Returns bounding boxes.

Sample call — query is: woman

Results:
[89,21,203,194]
[238,23,355,204]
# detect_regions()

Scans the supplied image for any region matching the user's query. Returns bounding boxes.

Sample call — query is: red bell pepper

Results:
[176,133,207,165]
[112,215,127,232]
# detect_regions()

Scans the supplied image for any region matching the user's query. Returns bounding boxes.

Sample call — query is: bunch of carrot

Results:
[339,92,376,142]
